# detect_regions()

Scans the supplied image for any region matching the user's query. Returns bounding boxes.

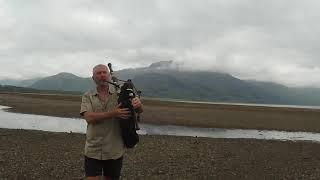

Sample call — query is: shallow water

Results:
[1,105,320,143]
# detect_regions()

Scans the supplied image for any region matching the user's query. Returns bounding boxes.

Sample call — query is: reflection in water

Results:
[1,105,320,143]
[0,106,87,133]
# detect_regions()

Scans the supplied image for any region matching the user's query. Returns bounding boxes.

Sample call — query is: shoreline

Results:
[1,92,320,133]
[2,104,320,134]
[145,97,320,110]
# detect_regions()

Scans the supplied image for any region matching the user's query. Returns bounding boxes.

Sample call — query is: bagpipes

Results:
[105,63,141,148]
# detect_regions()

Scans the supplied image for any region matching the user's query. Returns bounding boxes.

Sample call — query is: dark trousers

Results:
[84,156,123,179]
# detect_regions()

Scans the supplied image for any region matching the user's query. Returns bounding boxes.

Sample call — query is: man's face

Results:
[92,66,111,86]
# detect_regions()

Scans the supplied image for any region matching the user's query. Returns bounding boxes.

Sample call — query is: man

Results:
[80,64,143,180]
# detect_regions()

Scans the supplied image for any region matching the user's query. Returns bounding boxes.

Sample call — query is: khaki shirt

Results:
[80,85,125,160]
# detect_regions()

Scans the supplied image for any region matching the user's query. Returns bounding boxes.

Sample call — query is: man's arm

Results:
[83,111,115,124]
[80,94,130,124]
[83,104,130,124]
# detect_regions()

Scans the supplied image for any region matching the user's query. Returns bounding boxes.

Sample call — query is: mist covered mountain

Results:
[29,72,94,92]
[0,77,42,87]
[2,61,319,106]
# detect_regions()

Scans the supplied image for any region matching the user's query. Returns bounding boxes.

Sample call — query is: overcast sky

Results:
[1,0,320,87]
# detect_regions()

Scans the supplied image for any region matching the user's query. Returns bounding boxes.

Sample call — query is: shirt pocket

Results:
[91,97,104,112]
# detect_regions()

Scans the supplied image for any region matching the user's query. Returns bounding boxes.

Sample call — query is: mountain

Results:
[115,61,320,105]
[129,71,300,104]
[247,80,320,105]
[30,72,94,92]
[114,60,175,80]
[0,84,82,95]
[22,61,320,106]
[0,77,42,87]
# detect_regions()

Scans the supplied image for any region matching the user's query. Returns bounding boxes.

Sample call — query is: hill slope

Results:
[22,61,320,106]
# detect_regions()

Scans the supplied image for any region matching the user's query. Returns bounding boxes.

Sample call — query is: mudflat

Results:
[0,92,320,132]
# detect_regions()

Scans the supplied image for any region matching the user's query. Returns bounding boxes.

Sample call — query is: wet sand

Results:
[1,92,320,179]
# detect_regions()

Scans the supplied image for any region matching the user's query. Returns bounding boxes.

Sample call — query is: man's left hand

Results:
[131,97,143,112]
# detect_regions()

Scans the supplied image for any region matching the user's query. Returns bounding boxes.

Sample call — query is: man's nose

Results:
[100,73,109,79]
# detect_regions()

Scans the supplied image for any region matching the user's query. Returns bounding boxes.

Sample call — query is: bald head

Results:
[93,64,109,75]
[92,64,111,86]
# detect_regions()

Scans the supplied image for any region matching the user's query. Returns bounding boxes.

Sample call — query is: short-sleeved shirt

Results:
[80,85,125,160]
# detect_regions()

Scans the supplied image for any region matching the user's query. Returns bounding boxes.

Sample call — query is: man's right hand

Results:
[113,103,131,119]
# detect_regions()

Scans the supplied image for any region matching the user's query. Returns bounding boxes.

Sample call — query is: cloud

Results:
[0,0,320,87]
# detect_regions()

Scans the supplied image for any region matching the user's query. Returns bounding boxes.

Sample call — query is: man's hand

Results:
[131,97,143,113]
[113,103,131,119]
[131,97,142,109]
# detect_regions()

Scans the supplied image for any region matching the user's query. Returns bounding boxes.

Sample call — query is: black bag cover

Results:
[117,81,139,148]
